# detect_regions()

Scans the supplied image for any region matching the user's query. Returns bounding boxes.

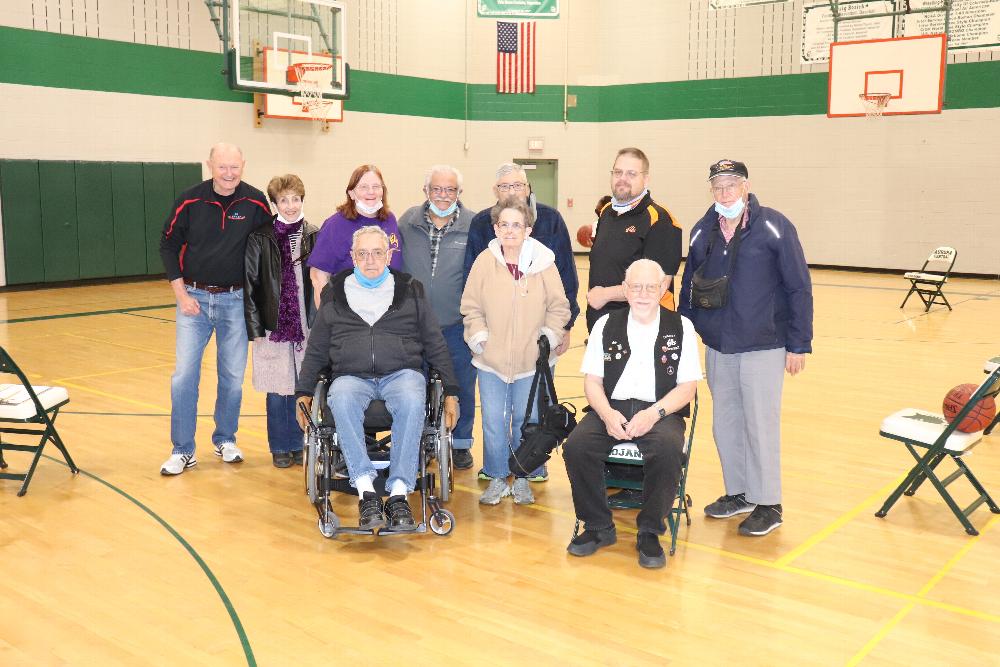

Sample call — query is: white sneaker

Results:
[511,478,535,505]
[161,453,197,476]
[479,478,511,505]
[214,441,244,463]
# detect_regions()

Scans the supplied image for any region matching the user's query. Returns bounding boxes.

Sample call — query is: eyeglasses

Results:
[496,222,526,232]
[354,249,387,260]
[611,169,646,180]
[626,283,661,295]
[354,184,384,193]
[428,186,459,197]
[710,181,744,195]
[496,182,528,193]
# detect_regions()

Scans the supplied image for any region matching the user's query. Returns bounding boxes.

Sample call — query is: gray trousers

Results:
[705,346,786,506]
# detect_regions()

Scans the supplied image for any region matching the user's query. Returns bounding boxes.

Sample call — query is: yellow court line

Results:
[61,332,176,359]
[59,379,269,442]
[845,515,999,665]
[452,482,1000,627]
[55,362,176,384]
[775,474,909,567]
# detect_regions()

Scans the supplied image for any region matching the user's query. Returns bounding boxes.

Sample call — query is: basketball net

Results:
[859,93,892,119]
[290,62,335,125]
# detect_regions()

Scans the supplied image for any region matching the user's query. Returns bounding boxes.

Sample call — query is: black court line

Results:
[42,454,257,666]
[62,411,267,418]
[0,304,175,325]
[121,311,175,323]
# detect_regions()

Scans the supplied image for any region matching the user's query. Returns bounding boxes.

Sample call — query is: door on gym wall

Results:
[514,159,557,210]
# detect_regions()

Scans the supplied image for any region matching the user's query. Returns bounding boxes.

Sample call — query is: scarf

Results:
[268,217,305,346]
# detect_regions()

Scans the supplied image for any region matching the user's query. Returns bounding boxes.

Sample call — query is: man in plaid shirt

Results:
[398,165,477,471]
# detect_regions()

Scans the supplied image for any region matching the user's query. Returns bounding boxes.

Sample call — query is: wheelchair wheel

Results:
[429,509,455,536]
[436,429,454,502]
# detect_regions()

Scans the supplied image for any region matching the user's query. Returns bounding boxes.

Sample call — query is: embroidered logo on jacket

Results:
[228,212,246,221]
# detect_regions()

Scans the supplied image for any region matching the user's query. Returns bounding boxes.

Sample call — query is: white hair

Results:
[495,162,527,182]
[624,258,666,283]
[424,164,463,190]
[208,142,244,161]
[351,225,390,251]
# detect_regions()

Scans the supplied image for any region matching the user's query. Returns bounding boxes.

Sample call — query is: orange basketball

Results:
[942,383,997,433]
[577,224,594,248]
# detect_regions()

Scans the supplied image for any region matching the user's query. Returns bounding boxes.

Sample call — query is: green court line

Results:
[42,454,256,666]
[0,303,174,324]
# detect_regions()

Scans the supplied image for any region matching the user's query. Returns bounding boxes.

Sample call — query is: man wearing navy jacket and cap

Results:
[679,159,813,537]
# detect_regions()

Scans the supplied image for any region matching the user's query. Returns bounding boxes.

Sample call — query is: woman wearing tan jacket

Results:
[462,200,571,506]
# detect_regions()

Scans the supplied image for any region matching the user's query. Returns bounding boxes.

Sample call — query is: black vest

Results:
[601,307,689,417]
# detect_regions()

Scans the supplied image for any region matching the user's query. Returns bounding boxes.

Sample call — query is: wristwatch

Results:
[657,406,667,420]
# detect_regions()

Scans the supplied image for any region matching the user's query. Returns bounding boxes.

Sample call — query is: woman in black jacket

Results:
[244,174,318,467]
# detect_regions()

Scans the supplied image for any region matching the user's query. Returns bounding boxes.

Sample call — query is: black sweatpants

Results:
[563,399,685,535]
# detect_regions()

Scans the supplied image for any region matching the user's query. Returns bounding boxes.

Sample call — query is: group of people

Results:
[157,142,812,567]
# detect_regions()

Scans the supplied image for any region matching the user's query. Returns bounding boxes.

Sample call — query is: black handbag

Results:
[690,222,743,310]
[508,336,578,477]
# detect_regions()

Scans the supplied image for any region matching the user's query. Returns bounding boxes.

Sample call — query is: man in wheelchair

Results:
[295,226,459,532]
[564,259,701,568]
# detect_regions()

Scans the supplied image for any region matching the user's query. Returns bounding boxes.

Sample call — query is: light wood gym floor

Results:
[2,259,999,666]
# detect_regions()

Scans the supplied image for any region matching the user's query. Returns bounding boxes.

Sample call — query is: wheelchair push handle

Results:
[298,400,318,431]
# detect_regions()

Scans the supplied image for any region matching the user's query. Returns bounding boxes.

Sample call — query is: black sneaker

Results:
[358,492,385,530]
[289,450,303,466]
[566,525,617,557]
[636,532,666,569]
[272,452,293,468]
[384,495,417,531]
[452,448,474,470]
[704,493,755,519]
[738,504,783,536]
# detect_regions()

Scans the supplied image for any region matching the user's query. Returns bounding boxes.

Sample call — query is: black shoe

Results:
[704,492,755,519]
[738,504,783,536]
[607,488,643,509]
[358,492,385,530]
[289,450,303,466]
[566,525,617,557]
[452,448,474,470]
[636,532,666,569]
[272,452,294,468]
[384,495,417,531]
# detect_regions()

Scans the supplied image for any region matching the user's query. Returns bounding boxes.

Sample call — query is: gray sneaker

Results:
[479,478,510,505]
[704,492,755,519]
[511,477,534,505]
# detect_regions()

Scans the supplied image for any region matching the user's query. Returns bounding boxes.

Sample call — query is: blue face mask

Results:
[714,197,745,220]
[428,200,458,217]
[353,266,390,288]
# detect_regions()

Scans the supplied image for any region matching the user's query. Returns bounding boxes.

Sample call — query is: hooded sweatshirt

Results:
[461,236,571,382]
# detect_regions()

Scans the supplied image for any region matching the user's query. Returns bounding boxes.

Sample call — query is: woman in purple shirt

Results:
[308,164,402,306]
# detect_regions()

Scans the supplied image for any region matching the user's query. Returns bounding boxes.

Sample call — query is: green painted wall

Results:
[2,26,998,121]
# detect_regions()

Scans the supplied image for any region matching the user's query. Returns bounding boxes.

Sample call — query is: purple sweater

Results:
[307,210,402,275]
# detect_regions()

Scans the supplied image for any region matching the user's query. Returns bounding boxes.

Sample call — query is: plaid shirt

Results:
[718,203,749,244]
[423,202,459,277]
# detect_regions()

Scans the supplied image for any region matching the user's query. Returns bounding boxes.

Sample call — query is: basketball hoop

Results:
[859,93,892,119]
[288,62,335,123]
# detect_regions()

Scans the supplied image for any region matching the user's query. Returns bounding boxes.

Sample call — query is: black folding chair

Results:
[900,246,957,312]
[0,346,77,496]
[603,393,699,556]
[875,366,1000,535]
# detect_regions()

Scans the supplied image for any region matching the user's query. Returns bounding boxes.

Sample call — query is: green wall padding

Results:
[0,161,46,284]
[142,163,176,276]
[75,162,116,279]
[38,161,80,282]
[111,163,149,277]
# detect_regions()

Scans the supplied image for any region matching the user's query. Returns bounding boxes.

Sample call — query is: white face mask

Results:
[611,188,647,214]
[354,199,383,217]
[714,198,745,220]
[276,209,304,224]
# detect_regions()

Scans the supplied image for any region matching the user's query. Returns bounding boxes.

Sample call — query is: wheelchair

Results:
[301,369,455,539]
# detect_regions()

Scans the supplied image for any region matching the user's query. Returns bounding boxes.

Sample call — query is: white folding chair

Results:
[900,246,957,312]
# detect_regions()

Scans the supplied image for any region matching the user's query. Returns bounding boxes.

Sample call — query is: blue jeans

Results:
[478,370,541,479]
[170,287,249,456]
[266,393,303,454]
[327,369,426,494]
[441,322,476,450]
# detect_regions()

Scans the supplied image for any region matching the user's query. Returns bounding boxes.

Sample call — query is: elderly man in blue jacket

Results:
[679,159,813,537]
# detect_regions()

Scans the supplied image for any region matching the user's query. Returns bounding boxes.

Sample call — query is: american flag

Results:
[496,21,535,94]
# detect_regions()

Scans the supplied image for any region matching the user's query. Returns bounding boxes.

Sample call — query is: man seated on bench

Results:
[295,226,459,532]
[563,259,701,568]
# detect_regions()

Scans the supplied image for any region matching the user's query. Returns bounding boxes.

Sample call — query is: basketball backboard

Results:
[227,0,348,100]
[828,34,946,117]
